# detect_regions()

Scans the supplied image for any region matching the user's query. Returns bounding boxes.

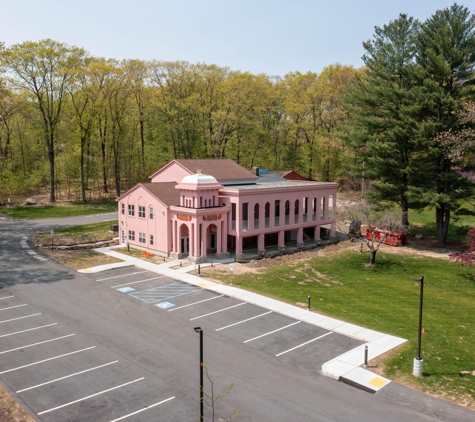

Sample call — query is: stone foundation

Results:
[215,252,230,260]
[236,253,245,260]
[258,249,266,257]
[189,256,207,264]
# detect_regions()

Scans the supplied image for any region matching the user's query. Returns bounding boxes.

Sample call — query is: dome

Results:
[180,173,219,185]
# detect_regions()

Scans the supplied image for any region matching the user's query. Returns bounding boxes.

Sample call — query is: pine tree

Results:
[413,3,475,245]
[341,14,422,227]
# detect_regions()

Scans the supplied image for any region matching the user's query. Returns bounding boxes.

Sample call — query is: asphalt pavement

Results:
[0,212,474,421]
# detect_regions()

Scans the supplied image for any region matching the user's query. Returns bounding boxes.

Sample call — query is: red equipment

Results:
[365,227,406,246]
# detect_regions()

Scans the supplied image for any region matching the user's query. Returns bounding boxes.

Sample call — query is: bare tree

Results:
[342,200,407,265]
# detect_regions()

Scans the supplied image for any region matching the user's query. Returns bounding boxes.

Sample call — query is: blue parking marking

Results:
[156,302,175,309]
[117,287,135,293]
[129,282,202,304]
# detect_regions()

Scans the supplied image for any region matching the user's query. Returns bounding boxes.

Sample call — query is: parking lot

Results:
[95,266,361,375]
[0,292,185,421]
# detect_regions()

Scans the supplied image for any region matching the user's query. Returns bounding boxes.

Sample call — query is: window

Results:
[139,206,145,218]
[121,203,125,215]
[128,204,135,216]
[139,232,146,243]
[128,230,135,241]
[150,235,154,246]
[149,207,154,219]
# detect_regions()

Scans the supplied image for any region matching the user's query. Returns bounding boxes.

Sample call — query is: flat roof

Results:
[222,180,337,190]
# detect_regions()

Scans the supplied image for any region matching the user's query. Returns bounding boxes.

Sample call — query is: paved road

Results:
[0,213,474,421]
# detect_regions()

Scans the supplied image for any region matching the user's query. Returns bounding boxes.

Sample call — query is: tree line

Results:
[0,41,358,204]
[1,2,475,245]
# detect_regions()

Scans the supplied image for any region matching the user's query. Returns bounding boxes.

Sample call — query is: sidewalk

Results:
[80,246,406,393]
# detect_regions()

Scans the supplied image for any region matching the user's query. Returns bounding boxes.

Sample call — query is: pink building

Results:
[117,159,337,262]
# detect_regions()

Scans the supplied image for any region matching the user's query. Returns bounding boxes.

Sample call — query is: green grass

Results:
[0,201,117,218]
[35,220,118,245]
[408,204,475,244]
[210,250,475,407]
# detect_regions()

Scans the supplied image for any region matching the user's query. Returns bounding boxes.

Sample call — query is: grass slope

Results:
[210,250,475,408]
[0,201,117,218]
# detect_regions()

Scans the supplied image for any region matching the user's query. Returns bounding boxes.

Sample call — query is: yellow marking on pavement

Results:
[197,283,207,286]
[80,269,93,273]
[369,377,387,388]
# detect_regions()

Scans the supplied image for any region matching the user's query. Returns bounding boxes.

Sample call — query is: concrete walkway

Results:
[80,246,407,393]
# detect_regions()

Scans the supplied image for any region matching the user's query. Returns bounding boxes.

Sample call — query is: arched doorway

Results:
[179,224,190,255]
[207,224,218,254]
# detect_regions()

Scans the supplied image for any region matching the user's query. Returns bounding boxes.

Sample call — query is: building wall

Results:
[118,188,169,254]
[150,162,191,183]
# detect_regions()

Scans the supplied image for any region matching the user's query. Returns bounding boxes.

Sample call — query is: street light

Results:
[194,327,204,421]
[412,276,424,377]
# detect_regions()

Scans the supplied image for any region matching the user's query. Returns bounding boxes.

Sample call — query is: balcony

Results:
[254,219,259,230]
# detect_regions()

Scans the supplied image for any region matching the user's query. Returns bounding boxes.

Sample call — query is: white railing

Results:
[242,220,248,231]
[254,219,259,229]
[265,217,270,228]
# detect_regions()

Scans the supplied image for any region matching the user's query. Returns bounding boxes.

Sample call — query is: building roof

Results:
[139,182,180,206]
[181,173,219,185]
[272,170,310,181]
[175,159,258,182]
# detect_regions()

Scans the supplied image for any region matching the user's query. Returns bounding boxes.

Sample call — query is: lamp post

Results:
[194,327,204,421]
[412,276,424,377]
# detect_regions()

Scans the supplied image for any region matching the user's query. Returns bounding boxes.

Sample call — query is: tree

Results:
[340,14,422,228]
[1,39,87,202]
[449,227,475,267]
[201,366,239,422]
[411,3,475,245]
[343,200,406,265]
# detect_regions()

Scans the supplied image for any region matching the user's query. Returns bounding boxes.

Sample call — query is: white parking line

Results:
[0,296,14,300]
[97,271,147,282]
[17,361,119,393]
[244,321,301,343]
[0,334,75,355]
[109,396,175,422]
[0,304,27,312]
[0,313,41,324]
[168,295,224,312]
[216,311,273,331]
[37,377,145,416]
[275,332,332,357]
[111,276,165,289]
[190,303,247,321]
[0,346,95,375]
[0,323,57,338]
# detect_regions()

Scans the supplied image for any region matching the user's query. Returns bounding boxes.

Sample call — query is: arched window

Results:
[265,202,271,228]
[254,203,260,229]
[285,200,290,225]
[294,199,299,224]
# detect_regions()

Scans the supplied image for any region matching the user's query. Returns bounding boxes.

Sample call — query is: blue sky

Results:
[1,1,467,76]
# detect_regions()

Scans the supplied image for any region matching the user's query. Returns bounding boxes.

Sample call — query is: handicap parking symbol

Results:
[155,302,175,309]
[117,286,135,293]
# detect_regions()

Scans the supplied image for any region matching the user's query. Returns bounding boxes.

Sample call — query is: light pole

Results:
[412,276,424,377]
[194,327,204,421]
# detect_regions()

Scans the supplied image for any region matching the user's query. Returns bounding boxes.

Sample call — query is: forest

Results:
[1,3,475,245]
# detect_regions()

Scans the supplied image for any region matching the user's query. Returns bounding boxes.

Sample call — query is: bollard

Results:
[198,264,201,277]
[364,345,368,368]
[211,262,214,268]
[180,261,182,267]
[307,294,311,311]
[127,243,130,253]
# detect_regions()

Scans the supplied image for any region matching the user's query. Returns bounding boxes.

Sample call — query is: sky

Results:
[0,0,469,76]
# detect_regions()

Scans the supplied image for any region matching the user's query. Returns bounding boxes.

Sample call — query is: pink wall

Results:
[119,187,170,254]
[150,162,191,183]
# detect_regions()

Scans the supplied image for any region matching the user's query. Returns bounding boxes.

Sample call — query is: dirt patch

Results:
[0,385,34,422]
[39,247,123,270]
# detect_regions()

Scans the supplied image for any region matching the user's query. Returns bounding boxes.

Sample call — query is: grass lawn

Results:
[207,249,475,408]
[35,220,118,246]
[408,204,475,244]
[0,201,117,218]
